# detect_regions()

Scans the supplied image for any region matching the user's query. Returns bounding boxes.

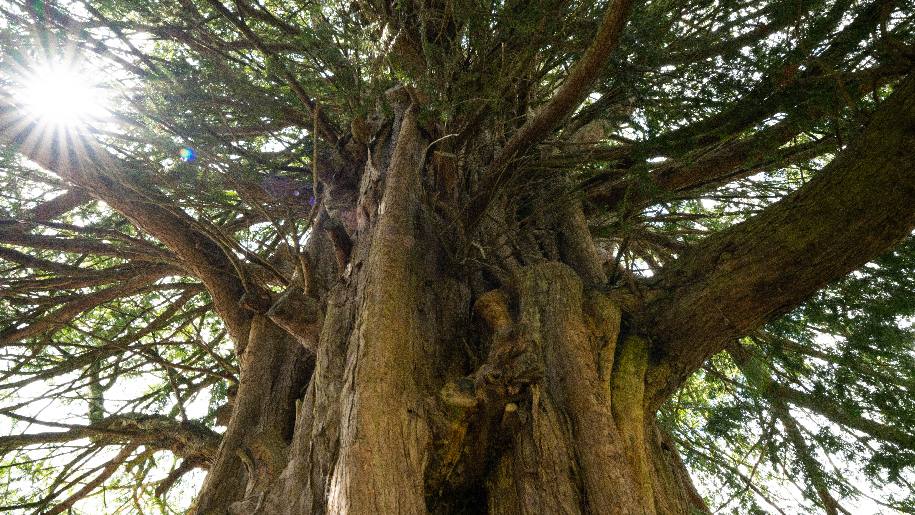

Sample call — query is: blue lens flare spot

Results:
[179,147,196,162]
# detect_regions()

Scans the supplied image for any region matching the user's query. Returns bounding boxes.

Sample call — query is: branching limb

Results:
[0,94,256,345]
[44,443,139,515]
[465,0,635,230]
[0,413,221,460]
[0,265,175,345]
[27,188,92,221]
[642,74,915,409]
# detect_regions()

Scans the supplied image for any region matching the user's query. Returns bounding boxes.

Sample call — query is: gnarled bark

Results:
[188,101,706,515]
[194,317,311,513]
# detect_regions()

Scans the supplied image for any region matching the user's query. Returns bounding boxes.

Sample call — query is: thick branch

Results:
[28,189,92,222]
[585,62,909,211]
[586,117,809,210]
[0,244,101,274]
[642,74,915,408]
[0,413,221,460]
[0,227,177,263]
[0,262,179,294]
[465,0,634,229]
[0,95,254,344]
[0,265,174,344]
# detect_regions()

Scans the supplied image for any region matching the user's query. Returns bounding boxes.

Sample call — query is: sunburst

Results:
[0,47,114,173]
[15,60,108,127]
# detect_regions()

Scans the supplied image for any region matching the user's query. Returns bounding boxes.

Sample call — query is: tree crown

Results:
[0,0,914,512]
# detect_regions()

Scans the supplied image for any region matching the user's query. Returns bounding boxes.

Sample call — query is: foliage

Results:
[0,0,913,512]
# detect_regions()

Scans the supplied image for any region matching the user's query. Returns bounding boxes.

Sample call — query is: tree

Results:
[0,0,913,512]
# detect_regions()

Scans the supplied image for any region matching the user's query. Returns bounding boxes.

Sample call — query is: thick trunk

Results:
[194,316,312,513]
[192,100,708,515]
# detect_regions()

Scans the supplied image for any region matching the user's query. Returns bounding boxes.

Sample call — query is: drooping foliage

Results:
[0,0,913,512]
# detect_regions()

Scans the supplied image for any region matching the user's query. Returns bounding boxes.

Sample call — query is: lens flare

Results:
[179,147,197,162]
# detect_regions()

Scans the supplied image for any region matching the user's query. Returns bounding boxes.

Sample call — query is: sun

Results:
[14,60,110,128]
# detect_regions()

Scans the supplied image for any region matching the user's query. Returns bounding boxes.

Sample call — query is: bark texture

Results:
[185,98,707,514]
[1,0,914,510]
[6,72,912,514]
[642,73,915,408]
[181,76,915,514]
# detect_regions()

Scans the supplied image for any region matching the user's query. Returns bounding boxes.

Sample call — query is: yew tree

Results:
[1,0,914,513]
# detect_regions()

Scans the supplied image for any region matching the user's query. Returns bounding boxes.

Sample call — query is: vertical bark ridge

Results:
[487,388,585,514]
[263,280,355,514]
[325,105,432,514]
[490,262,645,513]
[205,111,710,514]
[610,336,655,512]
[427,261,705,514]
[260,99,472,515]
[194,316,311,514]
[558,201,608,287]
[515,263,643,514]
[648,425,711,515]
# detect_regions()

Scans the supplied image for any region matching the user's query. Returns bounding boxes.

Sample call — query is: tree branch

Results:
[465,0,634,230]
[27,189,92,222]
[769,383,915,451]
[642,74,915,408]
[203,0,340,146]
[0,265,174,344]
[584,61,909,211]
[0,413,221,460]
[729,344,848,515]
[0,94,255,345]
[44,443,139,515]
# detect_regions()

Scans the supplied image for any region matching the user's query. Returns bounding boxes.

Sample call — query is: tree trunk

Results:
[191,97,709,515]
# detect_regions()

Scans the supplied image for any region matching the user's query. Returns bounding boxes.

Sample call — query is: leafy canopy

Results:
[0,0,913,512]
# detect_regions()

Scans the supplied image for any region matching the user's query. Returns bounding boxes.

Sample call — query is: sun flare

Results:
[14,61,109,128]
